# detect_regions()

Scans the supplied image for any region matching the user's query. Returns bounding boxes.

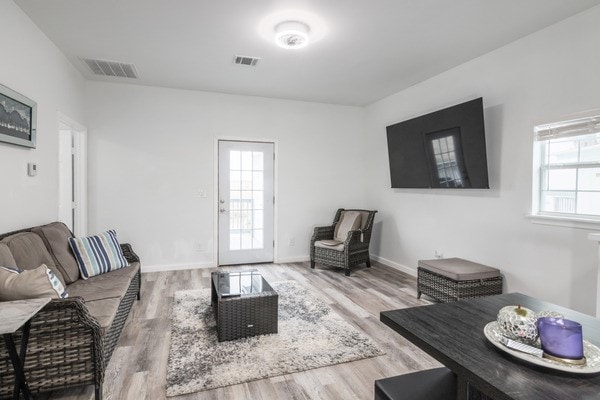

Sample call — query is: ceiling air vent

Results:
[233,55,261,67]
[81,58,139,79]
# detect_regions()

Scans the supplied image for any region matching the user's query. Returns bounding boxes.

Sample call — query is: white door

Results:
[218,140,274,265]
[58,116,87,236]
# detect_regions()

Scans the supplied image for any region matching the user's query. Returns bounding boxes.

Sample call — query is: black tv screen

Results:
[386,98,489,189]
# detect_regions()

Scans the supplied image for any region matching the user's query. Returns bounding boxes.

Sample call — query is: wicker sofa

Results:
[0,222,140,400]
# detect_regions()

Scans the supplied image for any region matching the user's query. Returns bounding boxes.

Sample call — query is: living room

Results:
[2,1,600,399]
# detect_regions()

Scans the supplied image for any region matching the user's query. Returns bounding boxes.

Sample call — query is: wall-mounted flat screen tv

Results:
[386,97,489,189]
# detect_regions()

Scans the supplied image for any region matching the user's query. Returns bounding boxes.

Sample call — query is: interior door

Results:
[218,140,274,265]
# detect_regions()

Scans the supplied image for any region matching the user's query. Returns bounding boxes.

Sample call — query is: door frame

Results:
[57,112,88,236]
[213,137,278,266]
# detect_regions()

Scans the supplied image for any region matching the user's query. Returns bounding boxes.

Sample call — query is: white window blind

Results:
[533,113,600,220]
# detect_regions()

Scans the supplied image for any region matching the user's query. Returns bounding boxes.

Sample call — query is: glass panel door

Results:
[218,141,274,265]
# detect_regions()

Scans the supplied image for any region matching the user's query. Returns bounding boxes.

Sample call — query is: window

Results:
[533,114,600,221]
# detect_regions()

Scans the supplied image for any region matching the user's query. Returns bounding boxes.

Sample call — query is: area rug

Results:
[166,280,384,396]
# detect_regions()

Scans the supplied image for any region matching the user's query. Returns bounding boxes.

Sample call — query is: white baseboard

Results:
[142,263,214,273]
[275,255,311,264]
[371,255,417,277]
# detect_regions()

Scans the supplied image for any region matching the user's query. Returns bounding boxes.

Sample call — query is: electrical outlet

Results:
[194,242,202,252]
[434,250,443,259]
[289,238,296,246]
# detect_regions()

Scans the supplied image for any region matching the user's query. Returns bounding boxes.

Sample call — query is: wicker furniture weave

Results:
[0,227,141,400]
[211,272,278,342]
[310,208,377,276]
[417,258,502,303]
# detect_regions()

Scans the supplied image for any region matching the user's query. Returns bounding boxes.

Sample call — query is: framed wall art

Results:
[0,84,37,148]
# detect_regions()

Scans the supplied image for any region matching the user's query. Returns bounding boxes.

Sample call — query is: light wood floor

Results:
[46,262,439,400]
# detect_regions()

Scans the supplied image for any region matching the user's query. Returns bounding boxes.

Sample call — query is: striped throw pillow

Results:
[68,230,130,279]
[0,265,68,300]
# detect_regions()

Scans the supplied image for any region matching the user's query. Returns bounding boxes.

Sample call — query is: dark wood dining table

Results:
[380,292,600,400]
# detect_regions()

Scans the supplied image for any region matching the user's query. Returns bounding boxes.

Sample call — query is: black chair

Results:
[374,367,457,400]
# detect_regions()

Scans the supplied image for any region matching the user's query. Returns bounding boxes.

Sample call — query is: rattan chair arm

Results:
[343,229,370,249]
[11,297,105,391]
[120,243,140,263]
[311,225,335,242]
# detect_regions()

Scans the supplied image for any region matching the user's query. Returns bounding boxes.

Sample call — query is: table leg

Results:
[3,326,34,400]
[457,376,469,400]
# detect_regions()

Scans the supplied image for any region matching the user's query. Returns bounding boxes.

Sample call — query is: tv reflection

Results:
[425,127,471,188]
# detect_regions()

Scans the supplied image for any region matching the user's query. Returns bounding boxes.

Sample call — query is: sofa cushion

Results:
[67,262,139,302]
[69,230,130,279]
[0,243,16,267]
[334,211,362,242]
[84,297,121,336]
[0,264,68,301]
[2,232,66,286]
[32,222,80,284]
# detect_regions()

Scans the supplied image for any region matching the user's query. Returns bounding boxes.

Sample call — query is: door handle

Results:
[220,208,228,213]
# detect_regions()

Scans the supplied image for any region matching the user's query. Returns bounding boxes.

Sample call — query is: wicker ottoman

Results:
[211,271,278,342]
[417,258,502,302]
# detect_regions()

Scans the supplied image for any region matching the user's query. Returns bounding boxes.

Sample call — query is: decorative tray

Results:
[484,321,600,374]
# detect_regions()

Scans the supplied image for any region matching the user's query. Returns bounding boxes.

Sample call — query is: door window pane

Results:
[241,230,252,249]
[241,151,252,170]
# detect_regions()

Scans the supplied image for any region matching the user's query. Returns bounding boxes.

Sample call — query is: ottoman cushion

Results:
[418,258,500,281]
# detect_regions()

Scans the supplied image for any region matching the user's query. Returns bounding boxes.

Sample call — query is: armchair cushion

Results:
[334,211,362,242]
[315,239,344,251]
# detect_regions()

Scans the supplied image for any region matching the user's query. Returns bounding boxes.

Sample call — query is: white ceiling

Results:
[14,0,600,106]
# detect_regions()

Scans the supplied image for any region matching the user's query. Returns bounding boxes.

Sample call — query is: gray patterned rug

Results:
[166,280,384,396]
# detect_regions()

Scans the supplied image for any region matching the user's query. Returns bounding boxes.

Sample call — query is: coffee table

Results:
[211,271,278,342]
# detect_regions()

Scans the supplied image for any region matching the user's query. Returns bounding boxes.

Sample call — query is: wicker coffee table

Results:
[210,271,278,342]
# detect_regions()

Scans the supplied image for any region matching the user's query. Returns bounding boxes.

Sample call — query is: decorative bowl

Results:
[497,305,538,344]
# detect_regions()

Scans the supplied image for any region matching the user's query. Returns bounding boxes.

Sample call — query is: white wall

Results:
[85,82,367,270]
[365,6,600,314]
[0,1,85,232]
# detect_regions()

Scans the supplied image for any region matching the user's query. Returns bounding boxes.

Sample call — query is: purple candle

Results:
[537,317,584,360]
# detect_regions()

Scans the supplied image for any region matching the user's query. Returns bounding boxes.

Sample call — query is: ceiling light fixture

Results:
[274,21,310,49]
[258,11,326,50]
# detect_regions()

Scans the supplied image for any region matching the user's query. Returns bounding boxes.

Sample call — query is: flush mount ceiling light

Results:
[258,10,326,50]
[275,21,310,49]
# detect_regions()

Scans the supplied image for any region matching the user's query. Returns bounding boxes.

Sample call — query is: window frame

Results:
[530,112,600,229]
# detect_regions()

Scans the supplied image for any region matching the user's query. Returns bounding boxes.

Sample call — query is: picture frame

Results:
[0,83,37,148]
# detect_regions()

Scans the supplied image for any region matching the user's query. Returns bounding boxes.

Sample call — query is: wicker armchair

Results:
[310,208,377,276]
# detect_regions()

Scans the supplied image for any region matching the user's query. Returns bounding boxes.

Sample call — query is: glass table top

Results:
[212,271,274,298]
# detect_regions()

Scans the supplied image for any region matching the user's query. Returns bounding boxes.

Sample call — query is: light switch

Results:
[27,162,37,177]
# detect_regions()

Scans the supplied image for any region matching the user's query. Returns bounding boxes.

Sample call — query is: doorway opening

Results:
[58,114,87,236]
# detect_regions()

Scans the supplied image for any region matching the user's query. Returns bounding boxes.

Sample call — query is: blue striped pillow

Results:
[68,230,130,279]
